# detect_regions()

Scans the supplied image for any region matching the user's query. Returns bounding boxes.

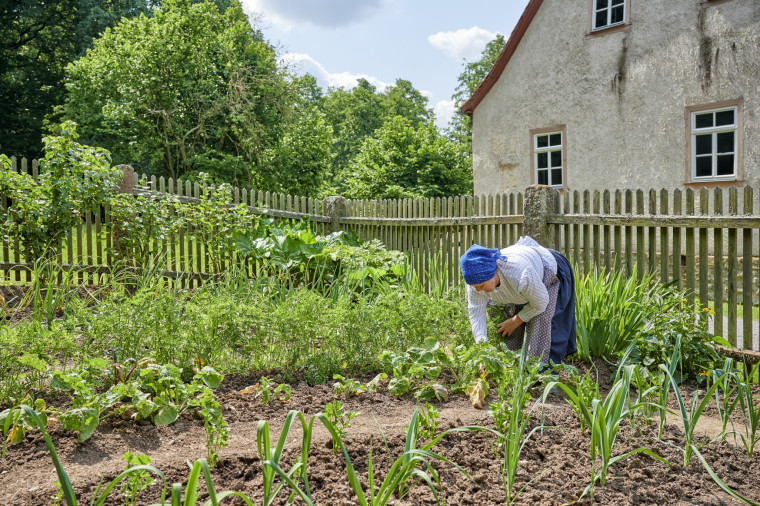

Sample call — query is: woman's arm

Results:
[466,285,490,343]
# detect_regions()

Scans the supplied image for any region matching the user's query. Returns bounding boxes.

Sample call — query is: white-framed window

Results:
[592,0,627,31]
[691,106,737,180]
[534,131,564,187]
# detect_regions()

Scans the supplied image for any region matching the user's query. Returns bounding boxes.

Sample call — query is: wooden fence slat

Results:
[743,187,754,349]
[603,190,611,272]
[727,187,738,346]
[714,188,724,337]
[583,190,591,274]
[648,189,657,276]
[685,189,695,305]
[660,189,669,284]
[699,188,710,311]
[592,190,600,272]
[636,190,645,279]
[625,190,633,277]
[673,189,682,290]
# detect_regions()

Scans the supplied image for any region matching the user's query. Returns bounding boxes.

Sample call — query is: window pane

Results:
[536,135,548,148]
[538,170,548,185]
[717,132,734,153]
[595,10,607,27]
[695,156,712,177]
[538,152,548,169]
[597,0,609,9]
[612,0,624,5]
[695,134,712,155]
[549,133,561,146]
[717,155,734,176]
[551,150,562,167]
[715,109,734,126]
[611,5,624,23]
[695,113,713,129]
[551,169,563,186]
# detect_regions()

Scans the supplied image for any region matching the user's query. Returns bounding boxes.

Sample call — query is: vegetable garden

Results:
[2,131,760,505]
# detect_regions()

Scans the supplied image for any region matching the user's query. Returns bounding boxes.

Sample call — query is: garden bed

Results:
[1,371,759,506]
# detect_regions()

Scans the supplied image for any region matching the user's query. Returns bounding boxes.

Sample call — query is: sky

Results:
[240,0,531,128]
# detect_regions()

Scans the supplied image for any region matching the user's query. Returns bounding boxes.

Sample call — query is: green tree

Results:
[450,34,506,151]
[0,0,77,158]
[319,78,436,195]
[0,0,155,159]
[62,0,291,187]
[343,116,472,199]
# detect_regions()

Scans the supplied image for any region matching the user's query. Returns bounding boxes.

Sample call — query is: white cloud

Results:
[434,100,458,129]
[243,0,387,30]
[280,53,390,91]
[428,26,498,61]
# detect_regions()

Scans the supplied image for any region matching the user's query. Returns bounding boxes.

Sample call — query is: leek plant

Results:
[545,364,669,495]
[319,409,467,505]
[660,364,727,466]
[736,362,760,459]
[488,351,545,504]
[660,363,759,506]
[709,358,741,443]
[256,410,315,505]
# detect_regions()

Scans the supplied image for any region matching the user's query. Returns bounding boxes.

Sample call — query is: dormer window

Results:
[592,0,627,31]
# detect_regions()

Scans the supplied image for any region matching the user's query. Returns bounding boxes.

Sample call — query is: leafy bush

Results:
[0,122,121,260]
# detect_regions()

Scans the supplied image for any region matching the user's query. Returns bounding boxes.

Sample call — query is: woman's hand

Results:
[497,315,524,337]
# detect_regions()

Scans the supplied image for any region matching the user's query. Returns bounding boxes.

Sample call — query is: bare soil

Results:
[2,371,759,506]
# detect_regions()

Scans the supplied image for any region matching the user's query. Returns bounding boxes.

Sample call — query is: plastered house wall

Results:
[471,0,760,196]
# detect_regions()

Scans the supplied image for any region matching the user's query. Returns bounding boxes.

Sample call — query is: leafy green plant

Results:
[405,402,441,441]
[546,365,669,496]
[0,123,121,260]
[1,398,47,457]
[560,365,600,433]
[324,400,360,455]
[121,452,156,506]
[633,290,727,380]
[109,184,180,267]
[240,376,291,403]
[333,374,365,398]
[178,173,256,273]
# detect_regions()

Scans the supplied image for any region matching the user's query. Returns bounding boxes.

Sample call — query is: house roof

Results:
[460,0,545,118]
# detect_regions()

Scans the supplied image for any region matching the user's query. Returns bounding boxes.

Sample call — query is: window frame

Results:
[685,99,743,185]
[530,126,567,189]
[590,0,628,33]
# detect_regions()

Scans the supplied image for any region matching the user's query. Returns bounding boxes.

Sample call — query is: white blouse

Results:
[466,236,557,343]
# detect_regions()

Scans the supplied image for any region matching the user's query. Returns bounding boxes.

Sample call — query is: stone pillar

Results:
[324,196,347,234]
[523,185,555,248]
[113,165,136,260]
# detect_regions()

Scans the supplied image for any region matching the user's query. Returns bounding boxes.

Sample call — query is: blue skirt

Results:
[549,250,577,364]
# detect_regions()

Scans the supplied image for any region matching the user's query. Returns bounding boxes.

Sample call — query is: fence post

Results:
[523,185,554,247]
[324,196,347,233]
[113,165,135,259]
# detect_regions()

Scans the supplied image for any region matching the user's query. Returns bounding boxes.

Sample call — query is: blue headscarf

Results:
[460,244,506,285]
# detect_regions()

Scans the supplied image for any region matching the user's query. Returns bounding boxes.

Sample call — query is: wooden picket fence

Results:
[2,158,759,349]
